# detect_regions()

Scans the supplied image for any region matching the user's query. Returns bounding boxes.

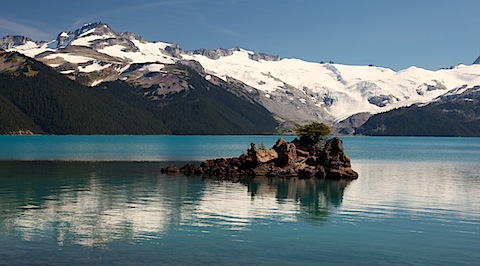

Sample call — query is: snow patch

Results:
[8,41,52,57]
[44,54,94,64]
[140,64,164,72]
[71,34,115,47]
[78,28,97,38]
[98,43,175,64]
[91,79,104,86]
[78,62,112,73]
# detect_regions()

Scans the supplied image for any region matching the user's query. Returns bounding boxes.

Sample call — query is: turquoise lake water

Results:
[0,136,479,265]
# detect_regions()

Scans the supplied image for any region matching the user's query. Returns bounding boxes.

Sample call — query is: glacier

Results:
[3,21,480,129]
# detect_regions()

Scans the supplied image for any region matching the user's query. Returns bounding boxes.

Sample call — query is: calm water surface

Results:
[0,136,479,265]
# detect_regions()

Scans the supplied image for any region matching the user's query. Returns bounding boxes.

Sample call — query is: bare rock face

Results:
[191,48,234,60]
[248,52,281,62]
[256,149,278,164]
[0,35,33,50]
[318,138,359,180]
[273,138,297,167]
[162,137,359,181]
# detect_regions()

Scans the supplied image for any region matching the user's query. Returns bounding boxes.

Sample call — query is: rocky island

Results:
[162,122,359,181]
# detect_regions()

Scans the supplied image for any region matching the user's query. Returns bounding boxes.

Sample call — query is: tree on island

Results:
[164,121,358,180]
[293,122,331,149]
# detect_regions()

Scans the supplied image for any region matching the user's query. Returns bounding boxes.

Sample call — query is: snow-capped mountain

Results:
[181,51,480,123]
[358,85,480,136]
[3,22,480,131]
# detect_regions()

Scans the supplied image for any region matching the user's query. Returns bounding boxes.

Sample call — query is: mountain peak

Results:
[76,22,113,36]
[473,55,480,65]
[52,21,116,49]
[82,21,104,28]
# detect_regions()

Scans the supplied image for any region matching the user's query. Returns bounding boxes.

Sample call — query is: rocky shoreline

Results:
[161,137,358,181]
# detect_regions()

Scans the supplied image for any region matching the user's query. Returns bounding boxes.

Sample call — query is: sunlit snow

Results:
[140,63,164,72]
[79,62,112,73]
[7,22,480,122]
[44,54,94,64]
[182,49,480,120]
[70,34,115,47]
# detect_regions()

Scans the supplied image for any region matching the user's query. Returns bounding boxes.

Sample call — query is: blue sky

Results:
[1,0,479,70]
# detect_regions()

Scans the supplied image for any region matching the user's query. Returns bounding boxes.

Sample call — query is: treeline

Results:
[100,65,278,134]
[0,59,169,134]
[0,52,278,135]
[358,96,480,136]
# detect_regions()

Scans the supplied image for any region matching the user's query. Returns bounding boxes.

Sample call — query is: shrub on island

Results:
[162,122,359,181]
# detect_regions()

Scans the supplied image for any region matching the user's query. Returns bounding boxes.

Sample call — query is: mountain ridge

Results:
[2,21,480,134]
[0,50,278,135]
[358,85,480,136]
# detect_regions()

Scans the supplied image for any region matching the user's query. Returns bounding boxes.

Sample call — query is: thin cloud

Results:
[74,0,201,22]
[70,0,239,36]
[0,18,52,40]
[0,0,243,45]
[65,1,197,31]
[218,28,239,37]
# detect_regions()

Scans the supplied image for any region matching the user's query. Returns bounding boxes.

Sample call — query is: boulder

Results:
[320,137,353,169]
[252,165,270,176]
[180,164,204,175]
[296,148,310,158]
[273,138,297,167]
[298,167,315,179]
[326,167,359,180]
[256,149,278,164]
[161,165,180,174]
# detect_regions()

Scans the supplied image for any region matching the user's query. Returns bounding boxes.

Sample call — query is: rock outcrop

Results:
[0,35,33,50]
[162,137,358,181]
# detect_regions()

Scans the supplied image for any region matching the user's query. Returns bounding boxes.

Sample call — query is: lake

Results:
[0,136,479,265]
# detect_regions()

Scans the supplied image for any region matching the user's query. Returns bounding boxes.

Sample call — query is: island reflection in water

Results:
[0,161,349,248]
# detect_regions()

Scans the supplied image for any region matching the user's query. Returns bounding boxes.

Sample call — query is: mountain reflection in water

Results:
[0,161,348,248]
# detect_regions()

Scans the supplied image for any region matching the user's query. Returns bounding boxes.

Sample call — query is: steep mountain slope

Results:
[0,93,43,134]
[97,64,278,134]
[0,51,277,135]
[358,86,480,136]
[0,51,171,134]
[3,21,480,133]
[473,55,480,65]
[182,50,480,123]
[1,22,178,87]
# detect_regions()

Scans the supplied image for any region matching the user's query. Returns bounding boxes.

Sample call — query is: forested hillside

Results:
[99,65,278,134]
[0,51,278,135]
[358,87,480,136]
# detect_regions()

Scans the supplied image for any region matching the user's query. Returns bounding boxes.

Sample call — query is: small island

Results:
[162,122,359,181]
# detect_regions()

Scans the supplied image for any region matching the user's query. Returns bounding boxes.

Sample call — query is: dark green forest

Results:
[5,49,479,137]
[99,65,278,134]
[0,52,278,135]
[358,89,480,136]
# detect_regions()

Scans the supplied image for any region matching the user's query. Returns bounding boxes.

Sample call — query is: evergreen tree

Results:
[294,122,331,147]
